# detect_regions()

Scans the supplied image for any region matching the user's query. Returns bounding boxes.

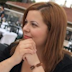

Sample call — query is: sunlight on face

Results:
[23,10,48,48]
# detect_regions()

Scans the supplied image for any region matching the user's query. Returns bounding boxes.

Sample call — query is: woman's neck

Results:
[36,46,44,63]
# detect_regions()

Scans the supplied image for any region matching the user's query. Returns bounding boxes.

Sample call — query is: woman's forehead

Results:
[26,10,43,21]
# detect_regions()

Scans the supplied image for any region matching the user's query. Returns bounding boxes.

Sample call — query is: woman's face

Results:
[23,10,48,48]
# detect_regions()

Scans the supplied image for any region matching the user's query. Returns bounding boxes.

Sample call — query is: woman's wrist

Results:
[9,57,18,66]
[31,53,40,65]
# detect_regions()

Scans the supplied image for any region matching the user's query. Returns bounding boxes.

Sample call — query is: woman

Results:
[0,2,72,72]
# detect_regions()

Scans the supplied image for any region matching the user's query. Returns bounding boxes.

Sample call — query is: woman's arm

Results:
[0,39,37,72]
[0,57,17,72]
[0,43,17,72]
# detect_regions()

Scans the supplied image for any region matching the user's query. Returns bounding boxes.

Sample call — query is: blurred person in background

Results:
[0,1,72,72]
[0,6,5,23]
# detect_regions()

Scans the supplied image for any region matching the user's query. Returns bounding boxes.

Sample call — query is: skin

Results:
[23,10,48,49]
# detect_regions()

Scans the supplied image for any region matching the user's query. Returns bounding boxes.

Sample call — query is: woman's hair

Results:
[10,1,71,72]
[22,2,67,72]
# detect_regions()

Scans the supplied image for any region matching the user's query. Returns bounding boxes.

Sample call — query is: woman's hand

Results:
[25,53,40,66]
[23,39,40,66]
[11,39,37,65]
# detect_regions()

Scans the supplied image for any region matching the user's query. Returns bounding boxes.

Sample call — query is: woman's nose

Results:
[23,23,30,32]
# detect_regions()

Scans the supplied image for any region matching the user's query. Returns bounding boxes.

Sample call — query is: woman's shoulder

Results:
[54,54,72,72]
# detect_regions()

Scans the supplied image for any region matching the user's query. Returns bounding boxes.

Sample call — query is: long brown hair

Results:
[22,2,67,72]
[10,2,70,72]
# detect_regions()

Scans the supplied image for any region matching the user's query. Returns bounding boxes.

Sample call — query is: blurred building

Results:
[64,7,72,31]
[6,1,31,13]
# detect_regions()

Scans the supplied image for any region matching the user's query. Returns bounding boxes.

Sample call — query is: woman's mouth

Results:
[24,35,31,39]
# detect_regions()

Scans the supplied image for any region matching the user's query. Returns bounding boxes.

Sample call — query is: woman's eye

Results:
[32,23,37,27]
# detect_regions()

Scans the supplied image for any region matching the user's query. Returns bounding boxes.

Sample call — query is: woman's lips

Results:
[24,35,31,39]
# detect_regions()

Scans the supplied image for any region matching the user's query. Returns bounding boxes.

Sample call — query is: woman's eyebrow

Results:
[30,21,39,24]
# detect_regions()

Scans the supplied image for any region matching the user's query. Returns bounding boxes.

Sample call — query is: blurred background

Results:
[0,0,72,52]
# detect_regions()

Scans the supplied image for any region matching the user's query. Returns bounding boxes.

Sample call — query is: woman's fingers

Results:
[19,39,37,52]
[21,48,35,55]
[11,39,37,65]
